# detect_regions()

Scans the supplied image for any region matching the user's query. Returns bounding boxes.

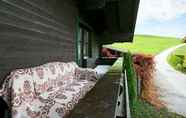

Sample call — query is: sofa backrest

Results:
[11,62,78,95]
[0,61,79,108]
[32,62,78,94]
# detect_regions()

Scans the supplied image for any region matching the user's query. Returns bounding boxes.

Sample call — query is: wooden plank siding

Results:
[0,0,78,85]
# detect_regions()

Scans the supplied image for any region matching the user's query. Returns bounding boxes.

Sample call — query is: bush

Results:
[168,53,185,72]
[168,54,183,67]
[176,63,183,70]
[182,36,186,43]
[132,53,164,109]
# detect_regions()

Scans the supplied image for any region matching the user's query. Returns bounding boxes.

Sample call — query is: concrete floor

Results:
[67,71,121,118]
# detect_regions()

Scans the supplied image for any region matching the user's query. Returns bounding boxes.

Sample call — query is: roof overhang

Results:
[77,0,140,43]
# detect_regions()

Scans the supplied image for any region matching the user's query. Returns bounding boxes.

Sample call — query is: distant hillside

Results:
[105,35,182,55]
[135,34,181,40]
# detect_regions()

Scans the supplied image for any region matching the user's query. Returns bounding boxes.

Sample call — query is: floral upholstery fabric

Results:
[0,62,97,118]
[75,68,98,82]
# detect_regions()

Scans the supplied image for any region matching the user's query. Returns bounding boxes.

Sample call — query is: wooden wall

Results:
[0,0,78,85]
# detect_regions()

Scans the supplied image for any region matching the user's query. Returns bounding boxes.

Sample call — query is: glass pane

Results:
[83,30,89,59]
[78,28,83,65]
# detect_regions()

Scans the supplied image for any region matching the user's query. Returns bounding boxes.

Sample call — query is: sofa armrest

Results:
[75,68,98,82]
[0,70,36,109]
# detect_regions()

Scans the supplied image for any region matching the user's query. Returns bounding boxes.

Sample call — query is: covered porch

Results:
[0,0,139,118]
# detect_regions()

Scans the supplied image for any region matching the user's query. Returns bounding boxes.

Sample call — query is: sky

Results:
[135,0,186,38]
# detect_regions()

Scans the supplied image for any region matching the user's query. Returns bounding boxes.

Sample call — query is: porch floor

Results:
[94,65,111,78]
[67,65,121,118]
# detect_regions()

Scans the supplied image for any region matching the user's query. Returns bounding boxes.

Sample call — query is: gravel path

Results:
[154,43,186,117]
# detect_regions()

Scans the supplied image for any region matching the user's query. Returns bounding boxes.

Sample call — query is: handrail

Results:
[114,53,131,118]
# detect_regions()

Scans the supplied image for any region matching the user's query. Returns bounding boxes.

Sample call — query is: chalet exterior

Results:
[0,0,139,117]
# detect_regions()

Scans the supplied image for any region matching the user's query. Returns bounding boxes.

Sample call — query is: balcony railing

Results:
[115,52,138,118]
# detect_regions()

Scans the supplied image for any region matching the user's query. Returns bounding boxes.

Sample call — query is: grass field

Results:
[131,99,186,118]
[105,35,182,55]
[173,45,186,56]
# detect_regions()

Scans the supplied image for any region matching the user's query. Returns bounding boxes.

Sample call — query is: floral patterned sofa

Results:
[0,62,98,118]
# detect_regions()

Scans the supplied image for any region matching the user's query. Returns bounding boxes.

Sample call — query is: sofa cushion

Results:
[10,79,96,118]
[75,68,98,82]
[53,79,95,105]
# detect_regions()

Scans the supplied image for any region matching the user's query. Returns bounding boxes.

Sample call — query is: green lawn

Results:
[131,99,186,118]
[168,44,186,73]
[173,44,186,56]
[105,35,181,55]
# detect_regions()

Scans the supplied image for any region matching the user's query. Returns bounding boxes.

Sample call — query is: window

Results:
[83,30,90,59]
[76,23,92,67]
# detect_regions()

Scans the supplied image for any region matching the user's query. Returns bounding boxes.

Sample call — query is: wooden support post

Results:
[124,70,131,118]
[137,75,141,96]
